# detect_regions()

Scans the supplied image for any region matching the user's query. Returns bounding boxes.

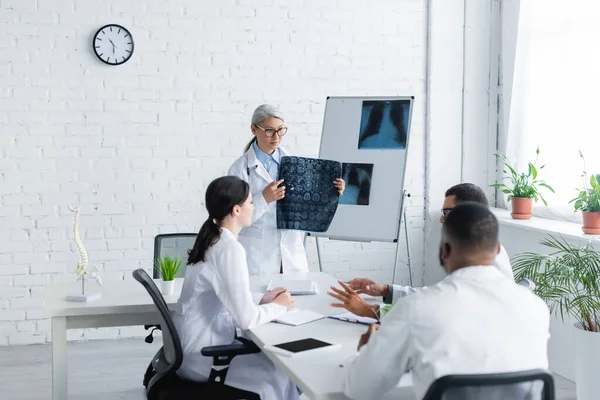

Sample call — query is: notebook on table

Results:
[266,279,319,295]
[273,308,326,326]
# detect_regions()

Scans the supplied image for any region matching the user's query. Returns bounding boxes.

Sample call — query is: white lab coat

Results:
[388,244,514,301]
[228,145,309,275]
[172,228,299,400]
[343,266,550,400]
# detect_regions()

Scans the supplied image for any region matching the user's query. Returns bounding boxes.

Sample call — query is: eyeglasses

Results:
[254,124,288,138]
[441,208,453,217]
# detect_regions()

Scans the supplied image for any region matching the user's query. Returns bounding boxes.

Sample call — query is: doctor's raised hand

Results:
[328,280,378,319]
[347,278,389,298]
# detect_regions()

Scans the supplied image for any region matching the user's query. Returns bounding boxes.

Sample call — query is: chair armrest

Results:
[201,342,260,358]
[235,335,259,350]
[201,340,261,385]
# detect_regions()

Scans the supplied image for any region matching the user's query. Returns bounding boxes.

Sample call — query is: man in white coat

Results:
[347,183,513,306]
[341,203,550,400]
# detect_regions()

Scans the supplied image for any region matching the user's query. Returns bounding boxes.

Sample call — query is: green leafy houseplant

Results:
[491,148,554,205]
[513,235,600,332]
[569,151,600,212]
[155,255,183,281]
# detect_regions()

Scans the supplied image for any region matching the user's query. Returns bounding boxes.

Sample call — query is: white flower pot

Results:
[574,323,600,400]
[160,280,175,296]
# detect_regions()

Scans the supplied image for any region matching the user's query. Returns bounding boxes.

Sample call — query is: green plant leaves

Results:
[512,235,600,332]
[490,149,553,203]
[571,153,600,212]
[154,255,184,281]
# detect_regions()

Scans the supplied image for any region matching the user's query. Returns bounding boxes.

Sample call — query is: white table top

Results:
[44,278,183,317]
[44,272,413,399]
[245,273,414,400]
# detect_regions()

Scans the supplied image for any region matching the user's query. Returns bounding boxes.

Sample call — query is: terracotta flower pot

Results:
[510,197,533,220]
[582,211,600,234]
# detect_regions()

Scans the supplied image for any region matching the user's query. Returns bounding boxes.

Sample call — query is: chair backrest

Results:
[423,369,555,400]
[132,268,183,374]
[153,233,197,279]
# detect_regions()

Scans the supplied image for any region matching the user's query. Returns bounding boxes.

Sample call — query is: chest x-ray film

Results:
[276,156,341,232]
[339,162,374,206]
[358,99,410,150]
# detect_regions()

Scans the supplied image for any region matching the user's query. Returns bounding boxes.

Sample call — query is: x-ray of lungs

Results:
[339,163,374,206]
[358,99,409,150]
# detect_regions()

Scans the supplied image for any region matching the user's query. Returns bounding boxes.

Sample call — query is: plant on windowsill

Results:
[512,235,600,400]
[569,151,600,235]
[154,255,183,295]
[490,147,554,220]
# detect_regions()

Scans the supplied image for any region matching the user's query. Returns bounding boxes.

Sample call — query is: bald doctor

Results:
[341,203,550,400]
[229,104,345,275]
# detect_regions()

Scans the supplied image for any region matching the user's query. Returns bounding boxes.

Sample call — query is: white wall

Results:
[424,0,500,286]
[0,0,430,345]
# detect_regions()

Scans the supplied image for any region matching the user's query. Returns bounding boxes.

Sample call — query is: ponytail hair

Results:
[187,176,250,265]
[243,137,257,153]
[243,104,284,153]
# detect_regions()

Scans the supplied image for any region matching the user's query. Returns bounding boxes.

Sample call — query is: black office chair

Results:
[152,233,197,279]
[422,369,555,400]
[144,233,197,345]
[132,269,261,400]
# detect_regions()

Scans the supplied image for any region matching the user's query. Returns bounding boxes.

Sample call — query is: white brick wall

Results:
[0,0,427,345]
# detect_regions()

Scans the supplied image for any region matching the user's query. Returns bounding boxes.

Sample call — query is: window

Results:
[501,0,600,222]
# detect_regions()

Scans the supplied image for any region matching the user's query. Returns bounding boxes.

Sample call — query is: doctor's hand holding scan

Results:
[263,179,285,203]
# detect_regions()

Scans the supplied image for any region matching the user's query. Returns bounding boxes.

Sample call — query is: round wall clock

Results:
[92,24,134,66]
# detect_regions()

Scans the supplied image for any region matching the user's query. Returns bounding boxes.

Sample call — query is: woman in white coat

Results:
[172,175,299,400]
[229,104,345,275]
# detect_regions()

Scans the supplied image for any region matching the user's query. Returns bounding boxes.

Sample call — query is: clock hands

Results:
[109,38,117,54]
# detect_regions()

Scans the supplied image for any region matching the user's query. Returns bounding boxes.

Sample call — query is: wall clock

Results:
[92,24,134,66]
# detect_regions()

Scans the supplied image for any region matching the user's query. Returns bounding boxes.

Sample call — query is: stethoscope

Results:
[247,165,258,176]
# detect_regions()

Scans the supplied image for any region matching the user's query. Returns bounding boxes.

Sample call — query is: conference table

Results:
[44,272,414,400]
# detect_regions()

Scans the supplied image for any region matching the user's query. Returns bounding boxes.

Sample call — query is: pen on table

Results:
[371,307,381,324]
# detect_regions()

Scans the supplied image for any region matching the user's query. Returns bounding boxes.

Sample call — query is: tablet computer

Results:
[265,338,339,357]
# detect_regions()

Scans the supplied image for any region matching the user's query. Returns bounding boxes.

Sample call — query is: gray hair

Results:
[251,104,284,125]
[244,104,284,152]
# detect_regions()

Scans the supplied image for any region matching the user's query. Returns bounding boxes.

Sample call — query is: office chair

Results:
[152,233,197,279]
[422,369,555,400]
[144,234,197,346]
[133,269,261,400]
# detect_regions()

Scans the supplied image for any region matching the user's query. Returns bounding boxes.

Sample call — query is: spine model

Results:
[68,205,101,295]
[69,206,88,274]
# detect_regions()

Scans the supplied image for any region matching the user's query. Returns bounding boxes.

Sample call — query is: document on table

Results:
[274,308,325,326]
[266,279,319,295]
[329,311,378,325]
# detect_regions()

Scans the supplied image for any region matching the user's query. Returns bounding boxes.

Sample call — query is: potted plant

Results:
[513,235,600,400]
[491,148,554,220]
[569,151,600,234]
[154,255,183,295]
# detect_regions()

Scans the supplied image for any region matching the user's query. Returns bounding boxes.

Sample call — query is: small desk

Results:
[44,272,413,400]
